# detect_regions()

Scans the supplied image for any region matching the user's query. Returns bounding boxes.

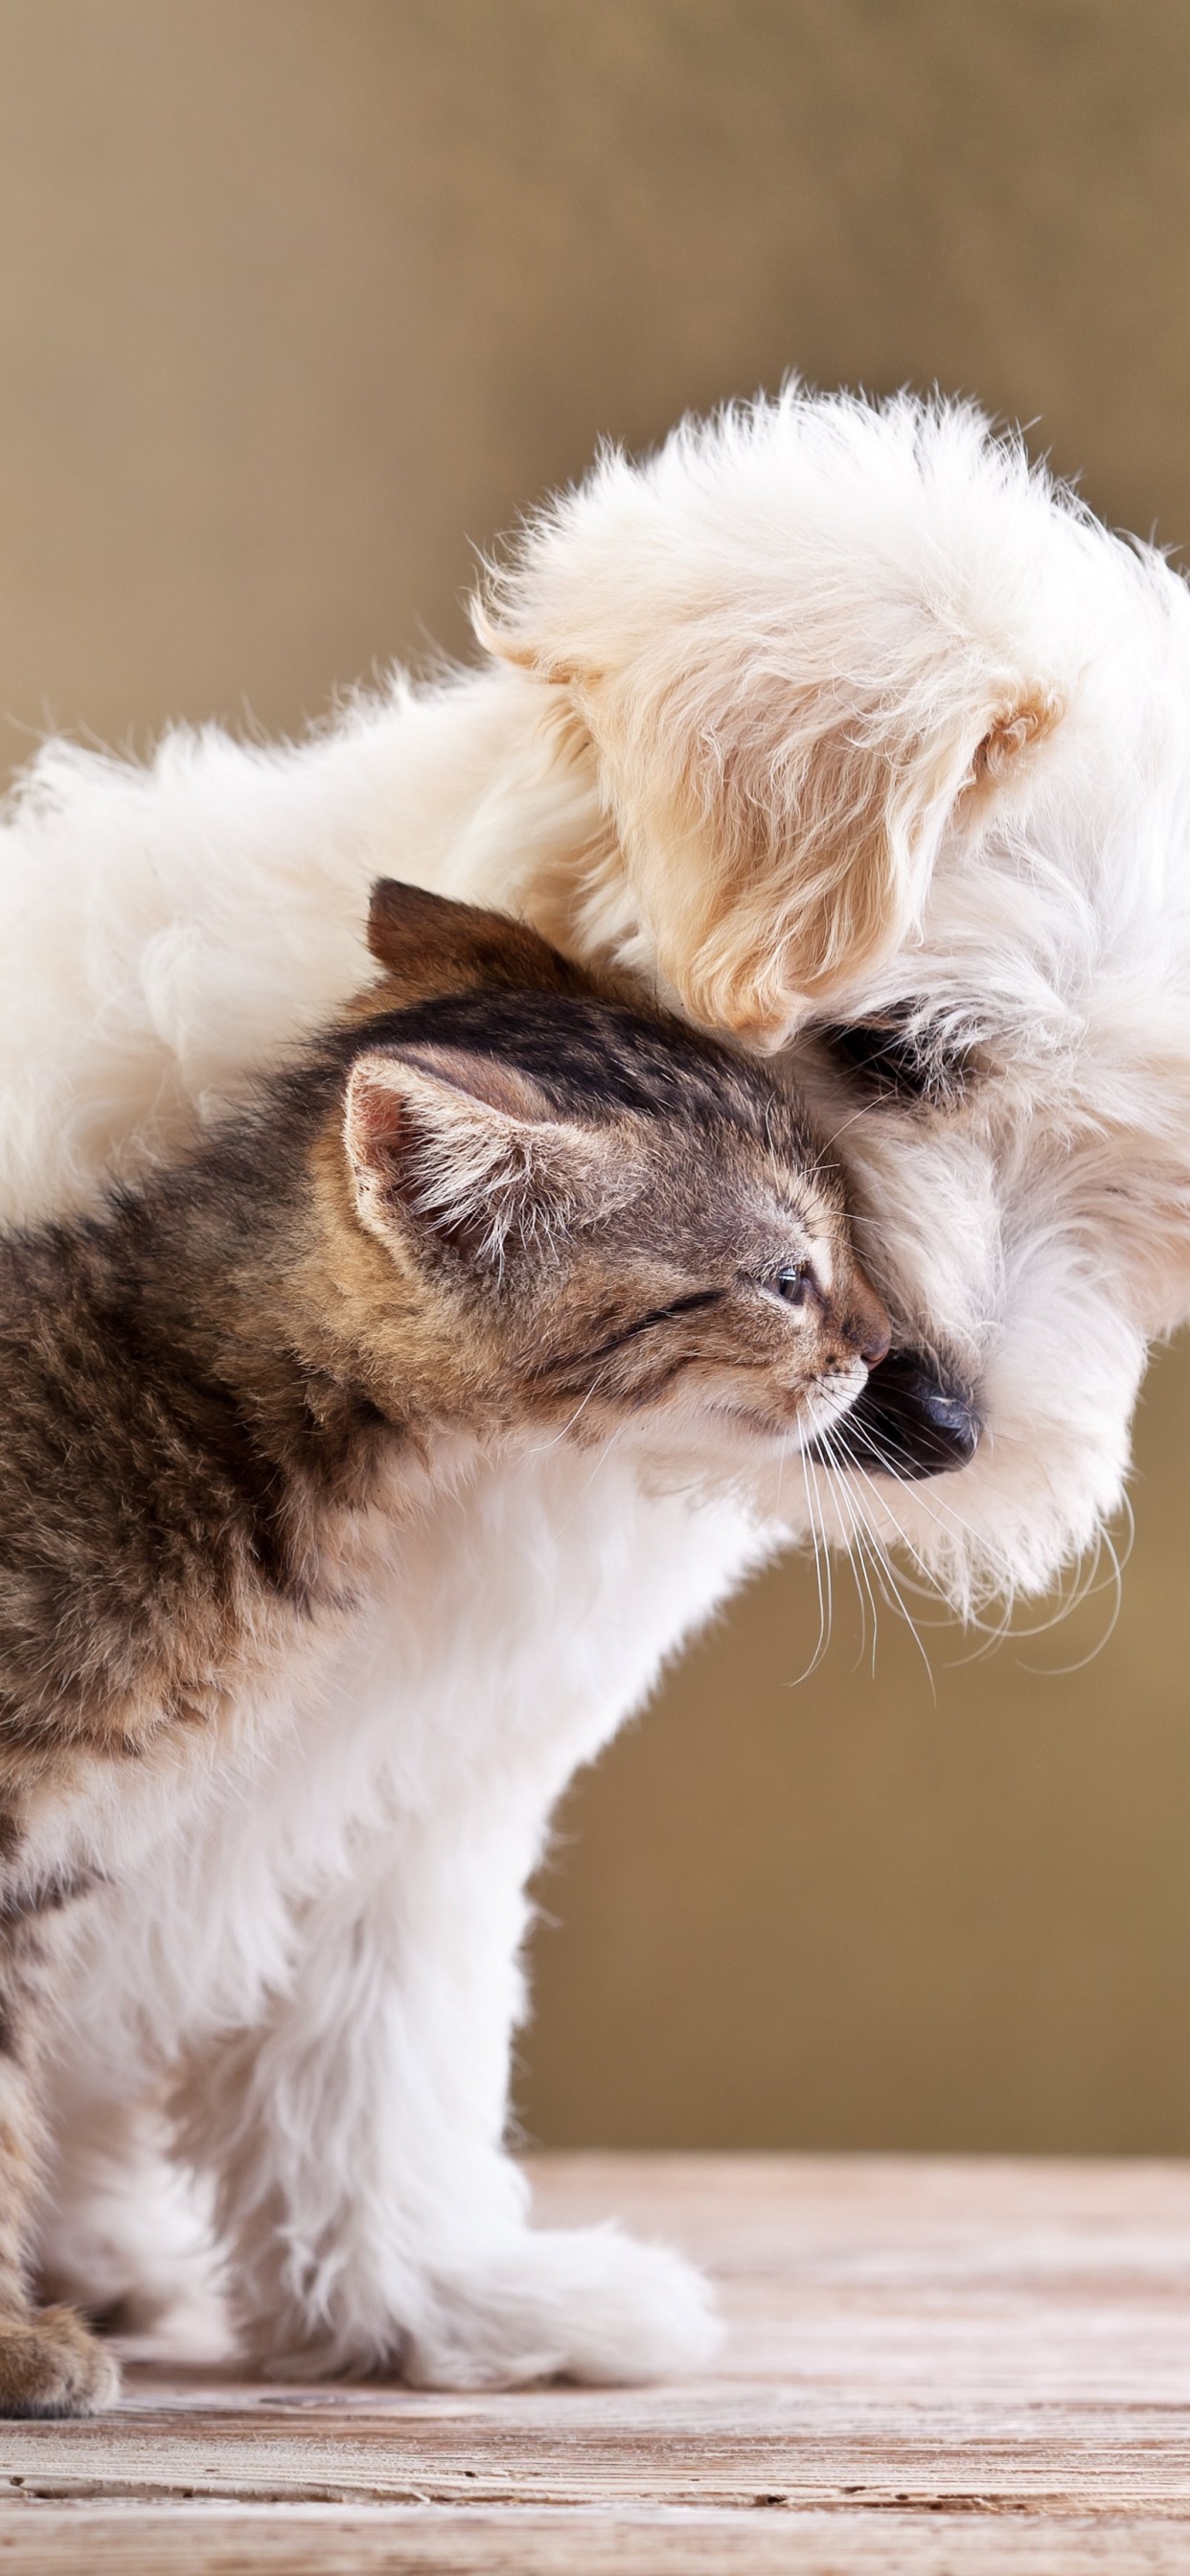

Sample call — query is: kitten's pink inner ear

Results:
[379,1045,557,1127]
[343,1049,561,1195]
[346,1068,405,1159]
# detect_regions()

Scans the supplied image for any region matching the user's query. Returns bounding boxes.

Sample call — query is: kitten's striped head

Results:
[337,881,887,1459]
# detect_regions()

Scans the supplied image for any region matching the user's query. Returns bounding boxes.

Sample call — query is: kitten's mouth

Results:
[702,1365,870,1450]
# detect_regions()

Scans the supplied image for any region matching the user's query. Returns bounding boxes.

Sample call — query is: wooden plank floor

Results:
[3,2153,1190,2570]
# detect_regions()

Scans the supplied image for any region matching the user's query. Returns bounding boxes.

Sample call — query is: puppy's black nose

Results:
[810,1348,981,1480]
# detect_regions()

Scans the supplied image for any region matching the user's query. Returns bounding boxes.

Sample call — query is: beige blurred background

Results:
[3,0,1190,2150]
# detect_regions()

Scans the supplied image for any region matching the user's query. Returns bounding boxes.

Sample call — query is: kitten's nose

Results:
[857,1309,891,1369]
[847,1274,891,1370]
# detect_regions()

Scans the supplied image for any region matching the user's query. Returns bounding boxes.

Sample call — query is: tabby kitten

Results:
[0,877,886,2415]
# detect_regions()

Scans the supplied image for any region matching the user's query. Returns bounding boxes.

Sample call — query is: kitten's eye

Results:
[775,1264,811,1306]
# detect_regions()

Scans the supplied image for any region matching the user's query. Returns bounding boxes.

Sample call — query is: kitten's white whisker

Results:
[804,1446,835,1672]
[792,1447,831,1683]
[824,1421,906,1679]
[521,1381,605,1455]
[827,1417,1008,1599]
[815,1425,881,1671]
[552,1417,631,1539]
[819,1419,957,1597]
[817,1424,938,1697]
[820,1411,1127,1672]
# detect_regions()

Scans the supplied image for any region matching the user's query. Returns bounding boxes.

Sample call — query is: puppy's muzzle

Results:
[808,1349,981,1481]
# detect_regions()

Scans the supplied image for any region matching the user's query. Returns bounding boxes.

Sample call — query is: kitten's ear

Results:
[366,879,579,1002]
[344,1043,612,1269]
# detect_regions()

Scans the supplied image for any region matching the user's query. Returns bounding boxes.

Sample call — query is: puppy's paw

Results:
[0,2304,121,2417]
[406,2223,721,2389]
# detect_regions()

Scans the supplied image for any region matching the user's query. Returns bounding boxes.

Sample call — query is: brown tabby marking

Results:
[0,880,886,2411]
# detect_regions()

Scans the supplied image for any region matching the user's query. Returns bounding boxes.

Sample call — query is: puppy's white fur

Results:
[8,387,1190,2381]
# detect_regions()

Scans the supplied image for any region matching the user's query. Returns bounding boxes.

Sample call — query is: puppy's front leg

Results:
[175,1782,718,2388]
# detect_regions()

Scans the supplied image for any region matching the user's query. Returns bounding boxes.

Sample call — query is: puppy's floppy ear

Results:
[367,879,584,1003]
[344,1042,613,1271]
[478,393,1068,1043]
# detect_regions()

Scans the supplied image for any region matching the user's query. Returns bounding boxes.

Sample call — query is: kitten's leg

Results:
[0,1914,119,2416]
[174,1786,718,2388]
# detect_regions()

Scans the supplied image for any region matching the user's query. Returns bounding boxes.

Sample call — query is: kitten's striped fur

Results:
[0,880,883,2413]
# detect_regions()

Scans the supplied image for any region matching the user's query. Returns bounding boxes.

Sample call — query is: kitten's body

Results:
[0,881,883,2414]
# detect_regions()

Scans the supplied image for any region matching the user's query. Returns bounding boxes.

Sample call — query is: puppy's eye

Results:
[774,1264,811,1306]
[822,1010,972,1106]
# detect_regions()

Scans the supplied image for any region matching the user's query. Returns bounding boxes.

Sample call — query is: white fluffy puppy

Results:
[5,389,1190,2385]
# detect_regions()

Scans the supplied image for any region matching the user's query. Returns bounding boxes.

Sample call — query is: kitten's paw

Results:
[0,2305,121,2417]
[407,2223,721,2389]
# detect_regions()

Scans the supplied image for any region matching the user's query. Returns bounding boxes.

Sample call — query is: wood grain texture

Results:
[3,2153,1190,2569]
